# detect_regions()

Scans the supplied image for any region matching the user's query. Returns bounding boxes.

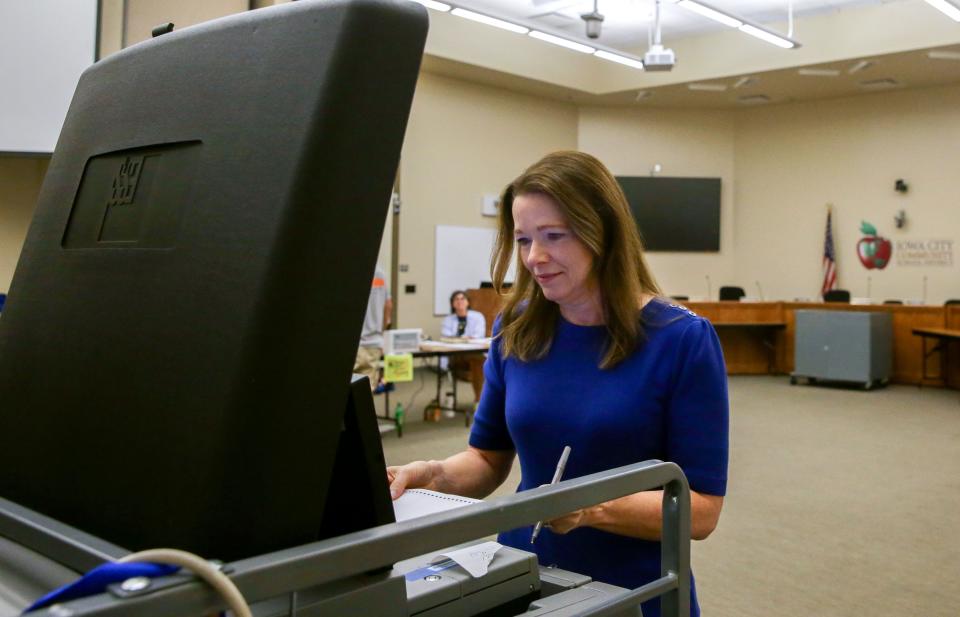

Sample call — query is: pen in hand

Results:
[530,445,572,544]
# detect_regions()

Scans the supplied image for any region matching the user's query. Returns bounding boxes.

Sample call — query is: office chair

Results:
[823,289,851,303]
[883,299,903,305]
[945,299,960,306]
[719,286,745,301]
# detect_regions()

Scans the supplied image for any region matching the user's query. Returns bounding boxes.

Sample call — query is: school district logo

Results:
[857,221,892,270]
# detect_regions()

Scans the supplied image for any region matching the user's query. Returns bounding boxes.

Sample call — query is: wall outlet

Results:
[482,194,500,217]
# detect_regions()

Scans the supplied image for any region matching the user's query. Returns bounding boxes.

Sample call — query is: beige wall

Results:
[397,72,578,336]
[3,3,958,312]
[733,85,960,304]
[124,0,247,47]
[578,106,737,300]
[0,158,48,292]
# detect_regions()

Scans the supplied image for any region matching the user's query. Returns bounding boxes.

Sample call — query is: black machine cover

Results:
[0,0,426,561]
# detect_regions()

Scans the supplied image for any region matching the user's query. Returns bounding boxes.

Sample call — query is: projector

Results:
[643,44,676,71]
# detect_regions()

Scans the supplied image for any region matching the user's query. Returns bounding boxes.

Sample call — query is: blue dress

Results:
[469,299,729,617]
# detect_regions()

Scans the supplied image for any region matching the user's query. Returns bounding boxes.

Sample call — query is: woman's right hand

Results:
[387,460,438,500]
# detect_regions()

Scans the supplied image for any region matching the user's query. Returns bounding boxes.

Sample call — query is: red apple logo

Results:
[857,221,892,270]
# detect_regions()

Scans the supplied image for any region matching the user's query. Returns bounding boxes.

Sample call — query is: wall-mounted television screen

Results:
[616,176,721,252]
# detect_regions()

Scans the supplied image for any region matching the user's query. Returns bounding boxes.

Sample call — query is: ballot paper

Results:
[392,489,479,522]
[430,541,503,577]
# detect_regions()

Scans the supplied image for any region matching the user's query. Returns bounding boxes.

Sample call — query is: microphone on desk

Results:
[755,280,764,301]
[705,275,712,301]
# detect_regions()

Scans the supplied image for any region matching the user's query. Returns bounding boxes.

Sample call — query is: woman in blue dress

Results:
[388,151,729,617]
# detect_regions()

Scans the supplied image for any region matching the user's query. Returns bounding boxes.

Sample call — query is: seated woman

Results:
[440,290,487,406]
[442,290,486,340]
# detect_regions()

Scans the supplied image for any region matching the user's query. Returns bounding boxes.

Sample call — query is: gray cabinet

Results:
[791,310,892,389]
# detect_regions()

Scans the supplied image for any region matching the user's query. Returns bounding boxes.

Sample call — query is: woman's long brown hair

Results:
[491,151,661,369]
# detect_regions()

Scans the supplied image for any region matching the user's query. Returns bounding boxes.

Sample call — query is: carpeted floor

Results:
[381,375,960,616]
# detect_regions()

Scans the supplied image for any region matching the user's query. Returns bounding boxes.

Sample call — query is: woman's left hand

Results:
[546,509,587,535]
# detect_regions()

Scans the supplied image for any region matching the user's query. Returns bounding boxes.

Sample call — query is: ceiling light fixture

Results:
[733,76,756,88]
[450,8,529,34]
[924,0,960,21]
[848,60,874,73]
[635,90,653,101]
[928,49,960,60]
[688,83,727,91]
[529,31,595,54]
[798,68,841,76]
[411,1,646,70]
[738,24,796,49]
[675,0,800,48]
[594,49,645,69]
[410,0,451,11]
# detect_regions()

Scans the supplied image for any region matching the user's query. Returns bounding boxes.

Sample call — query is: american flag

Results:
[821,209,837,297]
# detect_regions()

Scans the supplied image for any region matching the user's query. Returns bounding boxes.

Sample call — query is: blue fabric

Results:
[469,299,729,617]
[24,562,179,613]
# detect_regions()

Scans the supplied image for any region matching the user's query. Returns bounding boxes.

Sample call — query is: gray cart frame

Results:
[1,460,690,617]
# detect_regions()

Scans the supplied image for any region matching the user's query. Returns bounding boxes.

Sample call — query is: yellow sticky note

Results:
[383,353,414,383]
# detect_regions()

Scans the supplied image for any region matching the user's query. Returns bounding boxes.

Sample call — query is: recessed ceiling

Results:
[421,43,960,108]
[454,0,902,48]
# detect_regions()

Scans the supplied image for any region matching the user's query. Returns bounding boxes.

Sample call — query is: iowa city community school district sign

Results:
[857,221,954,270]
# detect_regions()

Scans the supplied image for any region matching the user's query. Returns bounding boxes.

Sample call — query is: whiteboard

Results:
[434,225,515,315]
[0,0,98,153]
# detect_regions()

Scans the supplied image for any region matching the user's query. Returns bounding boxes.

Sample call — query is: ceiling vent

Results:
[738,94,771,105]
[859,78,899,89]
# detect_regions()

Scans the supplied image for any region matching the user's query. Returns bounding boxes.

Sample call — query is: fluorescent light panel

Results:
[410,0,451,11]
[676,0,798,48]
[688,82,727,91]
[450,8,529,34]
[594,50,645,70]
[738,24,795,49]
[733,76,756,88]
[428,2,643,69]
[529,31,594,54]
[925,0,960,21]
[848,60,874,73]
[798,68,840,76]
[677,0,742,28]
[928,49,960,60]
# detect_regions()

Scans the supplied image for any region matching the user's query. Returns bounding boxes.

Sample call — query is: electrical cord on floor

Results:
[406,363,430,412]
[119,548,252,617]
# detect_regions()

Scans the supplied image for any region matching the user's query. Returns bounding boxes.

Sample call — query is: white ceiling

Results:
[454,0,902,48]
[420,0,960,108]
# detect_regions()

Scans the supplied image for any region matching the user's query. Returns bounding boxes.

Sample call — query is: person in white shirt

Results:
[354,265,392,391]
[441,290,486,340]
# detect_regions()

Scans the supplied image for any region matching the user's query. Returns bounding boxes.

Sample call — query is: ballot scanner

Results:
[0,2,691,615]
[0,451,691,617]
